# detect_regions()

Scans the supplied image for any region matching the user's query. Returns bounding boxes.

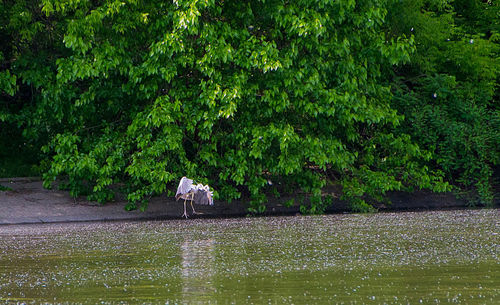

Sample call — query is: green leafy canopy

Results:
[2,0,455,211]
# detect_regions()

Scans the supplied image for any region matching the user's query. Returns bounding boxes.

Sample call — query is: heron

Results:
[175,176,214,218]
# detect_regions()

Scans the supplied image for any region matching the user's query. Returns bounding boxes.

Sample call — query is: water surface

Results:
[0,209,498,303]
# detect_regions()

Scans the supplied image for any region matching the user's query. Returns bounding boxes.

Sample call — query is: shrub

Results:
[388,0,500,205]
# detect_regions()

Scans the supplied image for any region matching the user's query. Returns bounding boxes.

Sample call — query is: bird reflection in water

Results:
[181,238,216,298]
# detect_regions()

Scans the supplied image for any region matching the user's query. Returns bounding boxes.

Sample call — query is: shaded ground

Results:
[0,177,497,225]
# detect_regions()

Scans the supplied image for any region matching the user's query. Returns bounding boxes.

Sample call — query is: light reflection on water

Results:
[0,209,498,303]
[181,238,216,300]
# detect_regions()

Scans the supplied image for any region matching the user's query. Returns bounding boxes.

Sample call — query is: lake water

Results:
[0,209,498,304]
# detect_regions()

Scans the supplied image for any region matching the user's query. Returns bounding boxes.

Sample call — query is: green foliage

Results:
[2,0,481,211]
[0,184,12,191]
[387,0,500,205]
[284,198,295,208]
[0,0,63,177]
[348,197,377,213]
[247,201,267,215]
[299,194,333,215]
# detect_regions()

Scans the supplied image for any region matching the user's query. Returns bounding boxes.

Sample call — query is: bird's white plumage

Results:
[176,177,194,199]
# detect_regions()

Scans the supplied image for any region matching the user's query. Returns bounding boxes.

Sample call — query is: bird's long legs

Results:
[190,201,204,215]
[190,193,203,215]
[182,198,189,219]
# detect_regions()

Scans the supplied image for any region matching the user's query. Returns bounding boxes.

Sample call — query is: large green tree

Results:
[1,0,448,211]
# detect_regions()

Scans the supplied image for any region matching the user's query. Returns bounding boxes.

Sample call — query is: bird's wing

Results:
[192,184,214,206]
[176,177,193,196]
[193,190,208,205]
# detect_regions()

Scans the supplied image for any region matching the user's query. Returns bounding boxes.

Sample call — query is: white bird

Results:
[175,177,214,218]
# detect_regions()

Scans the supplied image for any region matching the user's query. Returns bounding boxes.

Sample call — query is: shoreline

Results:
[0,177,498,225]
